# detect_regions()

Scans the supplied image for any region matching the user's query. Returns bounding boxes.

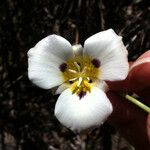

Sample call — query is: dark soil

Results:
[0,0,149,150]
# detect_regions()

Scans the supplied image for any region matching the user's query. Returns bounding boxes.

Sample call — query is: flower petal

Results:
[84,29,129,81]
[28,35,73,89]
[28,63,63,89]
[94,80,109,92]
[29,34,73,61]
[55,87,113,132]
[55,83,70,95]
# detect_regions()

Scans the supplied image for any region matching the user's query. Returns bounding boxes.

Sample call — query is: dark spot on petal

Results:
[91,59,101,68]
[78,91,86,99]
[59,63,67,72]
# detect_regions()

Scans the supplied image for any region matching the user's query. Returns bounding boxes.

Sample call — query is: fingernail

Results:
[130,57,150,71]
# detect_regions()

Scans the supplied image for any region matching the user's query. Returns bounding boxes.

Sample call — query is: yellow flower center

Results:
[59,55,100,98]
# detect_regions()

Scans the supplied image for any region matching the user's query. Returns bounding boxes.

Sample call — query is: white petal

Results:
[94,80,109,92]
[55,87,113,132]
[55,83,70,95]
[84,29,129,81]
[28,35,73,89]
[28,55,64,89]
[28,34,73,61]
[28,68,63,89]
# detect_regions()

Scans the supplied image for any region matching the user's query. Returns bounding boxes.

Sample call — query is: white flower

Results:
[28,29,129,132]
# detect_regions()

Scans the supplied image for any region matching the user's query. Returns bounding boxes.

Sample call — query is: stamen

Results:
[69,77,78,82]
[61,55,99,97]
[81,66,87,73]
[69,78,76,84]
[77,77,82,87]
[86,77,92,83]
[74,62,81,72]
[86,77,90,81]
[68,69,77,73]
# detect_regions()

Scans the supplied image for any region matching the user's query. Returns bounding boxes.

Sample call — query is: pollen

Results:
[59,55,100,98]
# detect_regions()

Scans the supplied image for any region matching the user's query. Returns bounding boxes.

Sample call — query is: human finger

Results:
[107,91,150,149]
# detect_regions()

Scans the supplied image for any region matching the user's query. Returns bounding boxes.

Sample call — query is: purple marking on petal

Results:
[91,59,101,68]
[78,91,86,99]
[59,63,67,72]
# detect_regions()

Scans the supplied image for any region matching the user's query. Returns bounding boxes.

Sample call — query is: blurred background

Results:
[0,0,150,149]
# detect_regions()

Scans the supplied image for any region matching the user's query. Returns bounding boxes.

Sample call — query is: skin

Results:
[107,50,150,150]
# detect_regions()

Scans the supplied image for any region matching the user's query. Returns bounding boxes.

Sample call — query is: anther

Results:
[68,69,77,73]
[91,59,101,68]
[86,77,90,81]
[77,77,82,87]
[69,77,77,81]
[69,77,77,84]
[59,63,67,72]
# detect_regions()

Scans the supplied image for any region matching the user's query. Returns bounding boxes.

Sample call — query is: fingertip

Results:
[130,50,150,72]
[128,50,150,90]
[130,62,150,87]
[137,50,150,60]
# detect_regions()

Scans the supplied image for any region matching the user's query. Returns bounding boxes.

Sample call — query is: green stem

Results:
[123,94,150,113]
